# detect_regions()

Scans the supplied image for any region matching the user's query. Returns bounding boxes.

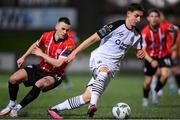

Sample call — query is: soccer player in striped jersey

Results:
[141,9,179,107]
[48,3,145,119]
[0,17,75,117]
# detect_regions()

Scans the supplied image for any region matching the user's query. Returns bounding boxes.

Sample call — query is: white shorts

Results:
[89,54,119,76]
[87,55,117,92]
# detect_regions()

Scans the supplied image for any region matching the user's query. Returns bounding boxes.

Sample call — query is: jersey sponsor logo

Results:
[115,39,130,51]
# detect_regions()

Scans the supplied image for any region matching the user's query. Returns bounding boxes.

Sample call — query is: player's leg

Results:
[88,66,111,117]
[155,67,170,92]
[10,72,61,117]
[53,87,90,110]
[153,75,164,96]
[48,84,92,119]
[142,60,157,107]
[167,56,179,94]
[10,74,59,117]
[152,56,172,104]
[151,70,163,96]
[172,65,180,94]
[171,50,180,94]
[152,67,170,104]
[167,72,177,94]
[0,69,28,116]
[48,77,95,118]
[143,75,152,107]
[151,75,158,92]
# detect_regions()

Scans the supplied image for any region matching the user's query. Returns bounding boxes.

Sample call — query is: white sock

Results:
[90,93,100,106]
[16,104,22,111]
[52,95,85,111]
[9,100,16,106]
[52,100,71,111]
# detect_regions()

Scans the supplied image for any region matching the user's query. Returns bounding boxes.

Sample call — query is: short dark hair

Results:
[147,9,160,17]
[58,17,71,25]
[127,3,144,12]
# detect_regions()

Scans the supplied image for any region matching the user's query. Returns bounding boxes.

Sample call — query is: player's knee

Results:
[35,77,54,89]
[9,75,19,84]
[161,74,169,81]
[144,80,151,87]
[35,80,44,89]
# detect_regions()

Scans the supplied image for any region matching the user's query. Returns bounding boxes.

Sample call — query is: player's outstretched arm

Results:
[17,42,37,68]
[31,47,65,67]
[66,33,100,63]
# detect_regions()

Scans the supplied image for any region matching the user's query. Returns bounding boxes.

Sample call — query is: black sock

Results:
[155,80,166,93]
[143,87,150,98]
[8,82,19,101]
[175,74,180,88]
[157,75,160,82]
[19,85,41,108]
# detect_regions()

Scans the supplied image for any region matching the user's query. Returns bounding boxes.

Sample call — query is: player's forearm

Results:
[72,33,100,56]
[143,48,153,63]
[41,53,65,67]
[21,43,37,59]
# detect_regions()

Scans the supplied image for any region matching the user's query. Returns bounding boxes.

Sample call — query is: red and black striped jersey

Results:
[142,22,175,58]
[36,31,75,76]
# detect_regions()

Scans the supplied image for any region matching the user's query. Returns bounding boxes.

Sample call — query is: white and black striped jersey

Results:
[91,20,142,66]
[94,20,142,60]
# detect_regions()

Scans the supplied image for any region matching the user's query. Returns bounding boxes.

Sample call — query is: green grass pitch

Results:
[0,73,180,119]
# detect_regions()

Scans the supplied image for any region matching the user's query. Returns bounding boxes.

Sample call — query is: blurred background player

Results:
[151,12,180,96]
[47,3,145,119]
[141,9,179,107]
[0,17,75,117]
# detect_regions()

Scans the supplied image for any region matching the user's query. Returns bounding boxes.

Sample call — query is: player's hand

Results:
[65,52,76,63]
[31,47,43,57]
[136,49,145,59]
[17,57,25,68]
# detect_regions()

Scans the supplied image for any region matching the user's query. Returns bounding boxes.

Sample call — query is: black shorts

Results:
[23,65,63,92]
[144,55,173,76]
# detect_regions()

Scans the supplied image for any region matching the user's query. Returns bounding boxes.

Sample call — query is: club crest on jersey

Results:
[117,32,124,37]
[56,49,62,55]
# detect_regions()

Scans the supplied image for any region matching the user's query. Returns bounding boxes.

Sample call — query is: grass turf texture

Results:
[0,73,180,119]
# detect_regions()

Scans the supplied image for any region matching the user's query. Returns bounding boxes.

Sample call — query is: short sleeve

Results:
[134,35,143,50]
[97,25,112,39]
[36,33,46,47]
[97,20,124,39]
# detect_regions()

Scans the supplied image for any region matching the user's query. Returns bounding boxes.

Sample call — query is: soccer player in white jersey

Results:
[48,3,145,119]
